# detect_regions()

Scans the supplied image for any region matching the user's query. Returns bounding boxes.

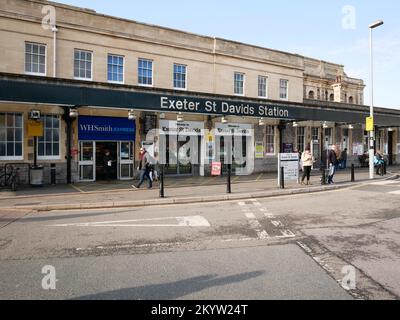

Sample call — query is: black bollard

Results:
[227,164,232,194]
[280,166,285,189]
[159,164,165,198]
[321,169,326,185]
[351,164,355,182]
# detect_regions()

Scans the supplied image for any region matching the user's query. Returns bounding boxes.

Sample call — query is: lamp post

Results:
[369,20,384,180]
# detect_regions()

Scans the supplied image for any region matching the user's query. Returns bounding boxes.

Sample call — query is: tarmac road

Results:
[0,178,399,300]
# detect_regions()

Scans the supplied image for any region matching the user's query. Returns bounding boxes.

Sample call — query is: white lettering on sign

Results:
[258,105,289,118]
[161,97,200,112]
[160,97,291,119]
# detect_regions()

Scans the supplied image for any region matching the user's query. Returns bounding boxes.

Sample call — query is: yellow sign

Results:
[207,133,214,142]
[366,117,374,132]
[27,120,43,137]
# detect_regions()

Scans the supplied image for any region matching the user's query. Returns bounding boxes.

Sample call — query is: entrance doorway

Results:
[165,135,201,176]
[96,142,118,180]
[78,141,135,182]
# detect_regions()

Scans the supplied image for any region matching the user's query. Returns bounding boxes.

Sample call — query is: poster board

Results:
[278,153,299,185]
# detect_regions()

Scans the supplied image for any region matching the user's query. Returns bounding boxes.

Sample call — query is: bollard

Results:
[280,167,285,189]
[383,161,387,175]
[227,164,232,194]
[50,163,56,185]
[159,164,165,198]
[321,169,326,185]
[351,164,355,182]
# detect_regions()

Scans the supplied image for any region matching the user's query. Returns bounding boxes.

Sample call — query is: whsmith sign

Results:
[1,77,399,125]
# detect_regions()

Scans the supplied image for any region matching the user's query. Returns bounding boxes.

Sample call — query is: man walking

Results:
[327,145,339,184]
[134,147,152,189]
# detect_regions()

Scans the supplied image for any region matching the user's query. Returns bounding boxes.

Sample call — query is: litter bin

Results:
[30,165,44,186]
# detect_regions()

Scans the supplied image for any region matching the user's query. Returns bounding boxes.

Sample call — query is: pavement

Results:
[0,166,399,211]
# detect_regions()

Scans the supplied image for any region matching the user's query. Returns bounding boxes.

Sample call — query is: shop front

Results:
[78,115,136,182]
[159,120,204,176]
[215,123,253,175]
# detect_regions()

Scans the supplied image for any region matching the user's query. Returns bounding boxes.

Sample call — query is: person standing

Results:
[103,149,113,181]
[301,146,314,185]
[327,145,339,184]
[135,147,152,189]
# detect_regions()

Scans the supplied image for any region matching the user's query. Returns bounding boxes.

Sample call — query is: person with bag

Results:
[327,145,339,184]
[134,147,152,189]
[301,146,314,185]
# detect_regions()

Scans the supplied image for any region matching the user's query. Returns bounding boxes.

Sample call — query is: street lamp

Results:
[369,19,384,180]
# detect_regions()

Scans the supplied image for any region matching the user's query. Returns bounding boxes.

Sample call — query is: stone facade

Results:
[0,0,398,186]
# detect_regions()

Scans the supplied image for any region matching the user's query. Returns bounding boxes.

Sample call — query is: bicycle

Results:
[0,164,19,191]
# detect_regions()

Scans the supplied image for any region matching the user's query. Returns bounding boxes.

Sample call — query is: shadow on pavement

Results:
[71,271,265,300]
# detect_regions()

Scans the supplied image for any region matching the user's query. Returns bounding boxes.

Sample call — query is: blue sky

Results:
[55,0,399,109]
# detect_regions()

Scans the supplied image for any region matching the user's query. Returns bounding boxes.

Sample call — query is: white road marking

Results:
[50,215,211,228]
[370,180,400,186]
[388,190,400,195]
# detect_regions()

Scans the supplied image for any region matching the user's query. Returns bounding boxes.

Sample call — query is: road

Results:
[0,178,399,300]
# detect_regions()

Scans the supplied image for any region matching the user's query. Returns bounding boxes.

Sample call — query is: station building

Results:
[0,0,399,184]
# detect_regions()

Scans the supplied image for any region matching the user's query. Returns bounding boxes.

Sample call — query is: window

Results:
[258,76,268,98]
[138,58,153,86]
[173,64,187,89]
[312,128,319,141]
[349,96,354,104]
[280,79,288,100]
[297,127,305,153]
[308,91,315,99]
[0,113,23,160]
[107,54,124,83]
[25,42,46,75]
[38,115,60,159]
[234,72,245,95]
[266,126,275,155]
[74,49,92,80]
[329,93,334,102]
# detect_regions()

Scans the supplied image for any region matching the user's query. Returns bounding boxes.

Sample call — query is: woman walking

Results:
[301,146,314,185]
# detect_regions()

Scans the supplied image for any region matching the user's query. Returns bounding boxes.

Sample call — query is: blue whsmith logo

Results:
[78,116,136,141]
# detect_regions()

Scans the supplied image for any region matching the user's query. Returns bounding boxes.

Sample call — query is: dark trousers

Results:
[302,166,312,182]
[137,169,152,188]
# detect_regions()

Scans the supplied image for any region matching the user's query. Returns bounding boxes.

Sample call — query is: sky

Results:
[54,0,400,110]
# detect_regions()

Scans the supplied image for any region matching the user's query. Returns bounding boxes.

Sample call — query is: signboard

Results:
[283,143,294,153]
[278,153,299,185]
[211,162,222,176]
[215,123,252,137]
[27,120,43,137]
[78,116,136,141]
[255,142,264,159]
[366,117,374,132]
[159,120,204,136]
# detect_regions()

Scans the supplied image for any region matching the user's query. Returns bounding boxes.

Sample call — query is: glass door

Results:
[79,141,95,181]
[119,141,134,180]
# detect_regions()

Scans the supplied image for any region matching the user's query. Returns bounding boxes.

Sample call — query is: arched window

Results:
[308,90,315,99]
[349,96,354,104]
[329,93,334,101]
[325,90,328,101]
